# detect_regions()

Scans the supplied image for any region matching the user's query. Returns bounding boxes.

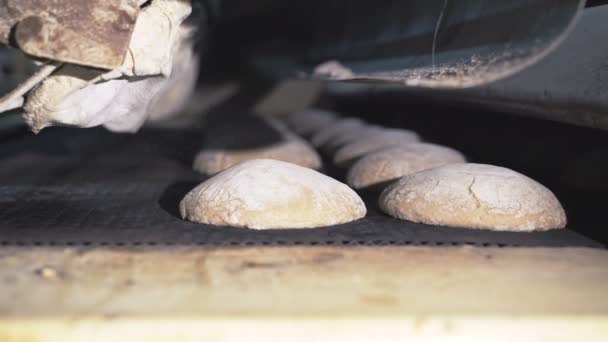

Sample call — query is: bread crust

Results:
[347,144,465,190]
[193,137,321,175]
[333,130,420,168]
[310,118,365,148]
[181,159,367,229]
[379,163,567,231]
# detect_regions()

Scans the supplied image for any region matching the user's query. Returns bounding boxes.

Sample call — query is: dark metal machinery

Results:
[208,0,584,87]
[205,0,608,130]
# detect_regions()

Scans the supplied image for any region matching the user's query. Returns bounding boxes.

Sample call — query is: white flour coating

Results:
[180,159,367,229]
[285,108,339,137]
[310,118,365,148]
[347,143,465,189]
[313,60,355,80]
[333,129,421,168]
[23,65,102,132]
[24,65,168,133]
[147,24,199,122]
[379,163,567,231]
[22,0,194,133]
[120,0,193,77]
[193,136,321,175]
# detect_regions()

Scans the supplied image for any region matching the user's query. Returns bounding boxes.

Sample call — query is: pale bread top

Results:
[193,137,321,175]
[180,159,366,229]
[346,143,465,189]
[333,129,420,167]
[194,117,321,175]
[310,118,365,148]
[379,163,566,231]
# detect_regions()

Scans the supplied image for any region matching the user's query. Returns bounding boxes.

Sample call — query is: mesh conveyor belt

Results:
[0,126,602,248]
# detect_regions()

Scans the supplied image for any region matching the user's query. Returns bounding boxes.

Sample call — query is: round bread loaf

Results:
[180,159,367,229]
[310,118,365,148]
[193,136,321,175]
[285,108,338,137]
[322,125,382,152]
[333,129,420,168]
[347,144,465,189]
[379,163,566,231]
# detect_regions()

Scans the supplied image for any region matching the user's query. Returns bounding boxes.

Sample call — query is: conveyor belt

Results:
[0,125,602,248]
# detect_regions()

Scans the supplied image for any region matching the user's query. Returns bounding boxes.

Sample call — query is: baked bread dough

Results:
[180,159,367,229]
[322,125,381,153]
[346,144,465,189]
[328,127,412,152]
[193,117,321,175]
[379,163,567,231]
[285,108,338,137]
[310,118,365,148]
[193,136,321,175]
[333,129,420,168]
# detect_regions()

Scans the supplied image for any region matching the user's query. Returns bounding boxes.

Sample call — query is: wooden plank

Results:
[0,246,607,340]
[1,317,608,342]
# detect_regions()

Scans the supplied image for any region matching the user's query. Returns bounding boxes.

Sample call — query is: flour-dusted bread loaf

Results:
[193,116,321,175]
[310,118,366,148]
[193,138,321,175]
[347,144,465,190]
[322,125,381,153]
[285,108,339,137]
[180,159,367,229]
[333,129,420,168]
[379,163,567,231]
